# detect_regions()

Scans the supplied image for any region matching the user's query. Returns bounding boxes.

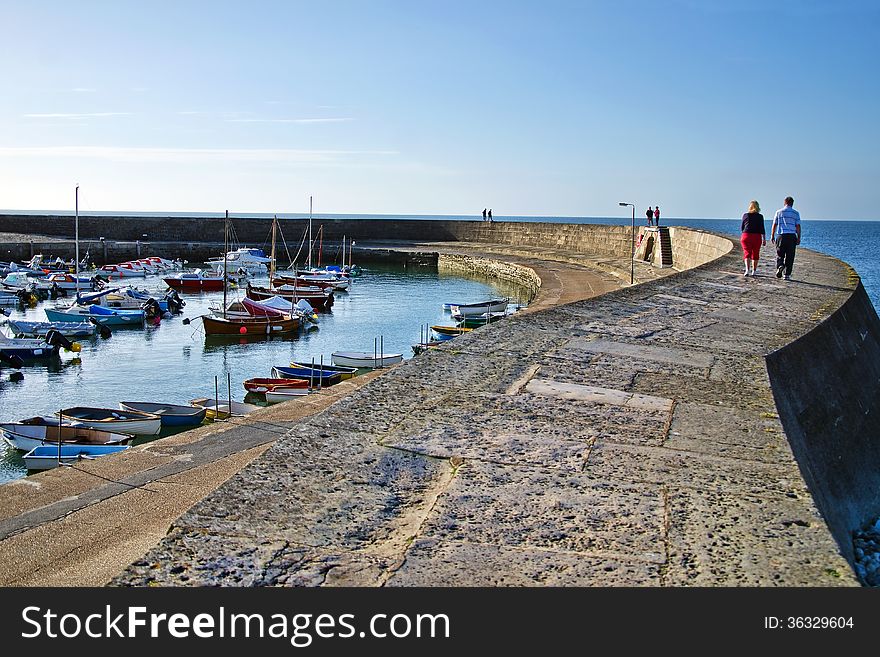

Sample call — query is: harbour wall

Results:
[766,280,880,564]
[0,213,732,271]
[2,213,877,576]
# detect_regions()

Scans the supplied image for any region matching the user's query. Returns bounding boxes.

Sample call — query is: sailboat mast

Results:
[270,214,277,280]
[75,185,80,298]
[223,210,228,316]
[308,196,313,271]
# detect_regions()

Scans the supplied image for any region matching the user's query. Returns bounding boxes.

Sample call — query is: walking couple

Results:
[482,208,493,222]
[645,206,660,226]
[741,196,801,280]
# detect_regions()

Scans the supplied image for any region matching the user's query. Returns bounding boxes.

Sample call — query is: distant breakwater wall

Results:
[766,279,880,565]
[0,214,731,269]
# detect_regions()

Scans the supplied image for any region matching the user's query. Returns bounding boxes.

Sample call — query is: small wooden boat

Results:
[272,365,341,387]
[59,406,162,435]
[118,401,207,427]
[431,325,473,340]
[242,377,311,394]
[36,272,99,291]
[265,388,311,403]
[23,443,131,470]
[331,351,403,368]
[189,398,261,420]
[5,319,97,338]
[45,304,145,326]
[1,421,133,452]
[201,313,300,336]
[0,331,62,360]
[100,263,147,278]
[454,311,509,328]
[289,360,357,380]
[246,283,334,310]
[447,298,509,317]
[163,269,227,291]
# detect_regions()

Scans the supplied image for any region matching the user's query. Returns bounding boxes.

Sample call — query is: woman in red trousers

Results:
[741,200,766,276]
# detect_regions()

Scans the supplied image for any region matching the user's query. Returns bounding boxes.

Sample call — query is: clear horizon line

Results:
[0,208,874,222]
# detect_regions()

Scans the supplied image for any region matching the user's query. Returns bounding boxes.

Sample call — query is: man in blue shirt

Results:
[770,196,801,280]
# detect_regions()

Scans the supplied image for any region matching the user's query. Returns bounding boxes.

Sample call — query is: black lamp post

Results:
[619,202,635,285]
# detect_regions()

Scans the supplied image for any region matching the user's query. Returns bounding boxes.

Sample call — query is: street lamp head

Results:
[619,202,633,207]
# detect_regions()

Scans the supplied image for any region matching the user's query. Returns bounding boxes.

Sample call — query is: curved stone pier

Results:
[0,221,873,586]
[108,232,862,586]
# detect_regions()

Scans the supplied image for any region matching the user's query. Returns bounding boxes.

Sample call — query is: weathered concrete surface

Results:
[113,246,861,587]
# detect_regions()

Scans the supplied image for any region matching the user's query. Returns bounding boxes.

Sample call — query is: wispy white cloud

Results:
[226,117,353,124]
[0,145,397,164]
[22,112,130,119]
[71,87,96,93]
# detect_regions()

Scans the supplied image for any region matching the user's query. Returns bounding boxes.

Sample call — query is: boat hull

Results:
[265,389,311,403]
[330,351,403,368]
[448,299,509,317]
[189,398,261,420]
[118,401,207,427]
[202,314,300,335]
[272,366,341,386]
[45,307,144,326]
[59,407,162,435]
[243,377,311,393]
[289,361,357,380]
[23,444,130,470]
[6,320,97,338]
[246,284,333,309]
[1,422,133,451]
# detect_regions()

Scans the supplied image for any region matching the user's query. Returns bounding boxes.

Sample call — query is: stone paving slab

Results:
[665,486,853,586]
[584,441,810,497]
[387,540,663,586]
[556,338,716,369]
[525,378,673,412]
[416,460,666,561]
[666,401,792,463]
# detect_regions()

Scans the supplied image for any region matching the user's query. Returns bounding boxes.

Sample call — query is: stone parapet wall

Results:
[766,279,880,565]
[666,226,734,270]
[1,215,714,269]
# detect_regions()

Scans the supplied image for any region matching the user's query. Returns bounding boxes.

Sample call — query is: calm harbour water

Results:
[0,263,530,483]
[2,214,877,484]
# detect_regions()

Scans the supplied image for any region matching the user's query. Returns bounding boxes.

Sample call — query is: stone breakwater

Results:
[0,218,876,586]
[111,232,870,586]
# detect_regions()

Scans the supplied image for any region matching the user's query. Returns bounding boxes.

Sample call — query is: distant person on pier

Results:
[645,206,654,226]
[740,199,766,277]
[488,209,493,222]
[482,208,487,221]
[654,206,660,225]
[771,196,801,280]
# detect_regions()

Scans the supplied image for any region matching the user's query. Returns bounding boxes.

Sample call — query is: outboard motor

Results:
[45,328,80,354]
[164,288,185,314]
[88,317,112,339]
[141,297,162,325]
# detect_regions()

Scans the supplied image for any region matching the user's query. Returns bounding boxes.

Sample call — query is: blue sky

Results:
[1,0,878,219]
